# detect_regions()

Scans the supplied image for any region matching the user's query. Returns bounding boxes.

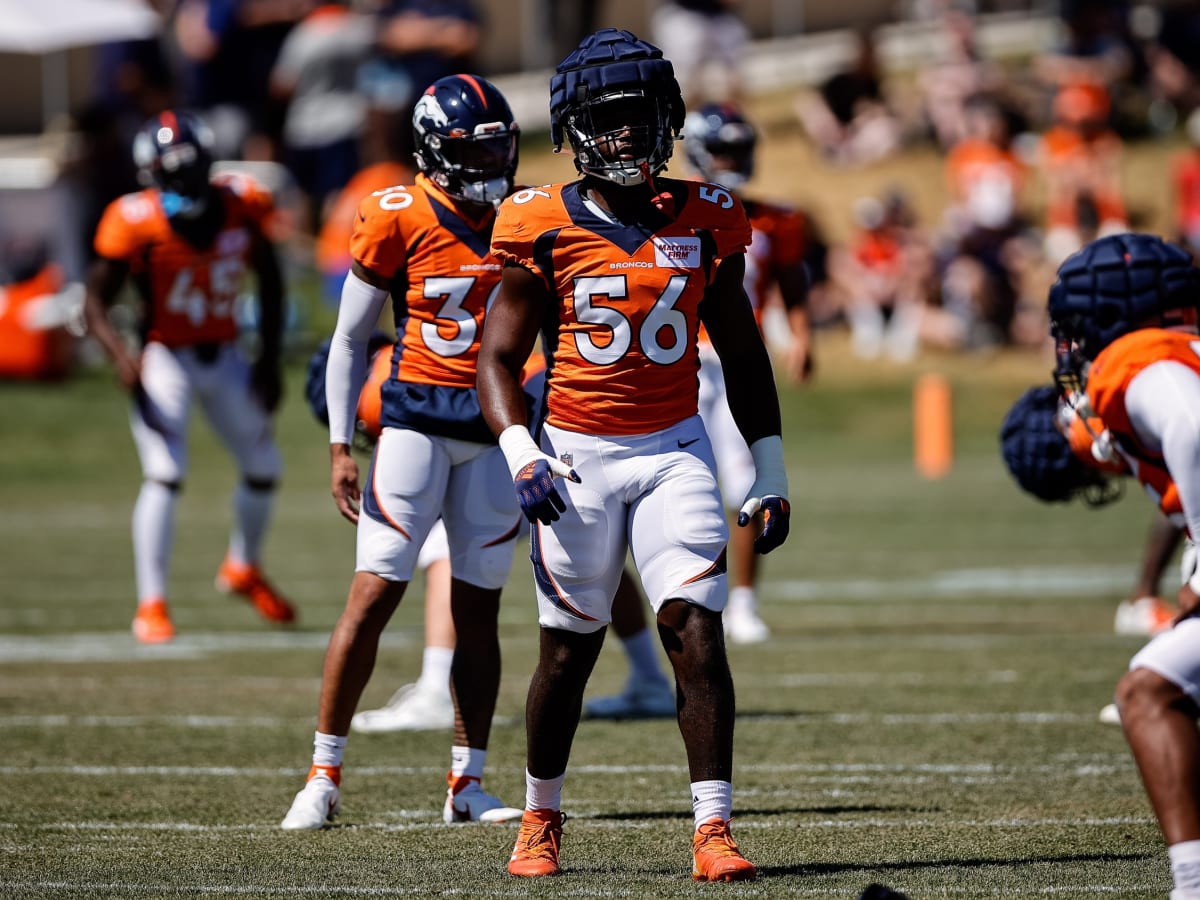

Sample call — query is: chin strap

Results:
[640,162,675,217]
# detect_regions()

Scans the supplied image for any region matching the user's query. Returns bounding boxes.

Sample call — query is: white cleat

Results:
[281,773,341,830]
[443,776,523,824]
[351,683,455,733]
[585,674,676,720]
[1113,597,1174,637]
[1098,703,1121,726]
[724,606,770,644]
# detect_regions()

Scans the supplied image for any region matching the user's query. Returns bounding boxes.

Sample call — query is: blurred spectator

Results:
[0,238,75,381]
[1038,80,1128,264]
[938,93,1035,348]
[1033,0,1143,93]
[917,10,1004,151]
[794,29,903,168]
[314,109,416,304]
[1172,109,1200,258]
[544,0,604,66]
[1145,1,1200,126]
[358,0,481,165]
[174,0,315,161]
[651,0,748,106]
[269,0,375,231]
[829,192,936,361]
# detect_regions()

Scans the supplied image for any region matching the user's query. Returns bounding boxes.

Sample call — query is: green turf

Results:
[0,338,1173,899]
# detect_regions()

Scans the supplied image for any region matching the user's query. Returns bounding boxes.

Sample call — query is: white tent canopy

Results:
[0,0,162,130]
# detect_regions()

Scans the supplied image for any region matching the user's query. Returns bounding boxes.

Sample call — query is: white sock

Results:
[691,780,732,828]
[132,481,176,603]
[622,627,668,685]
[525,769,565,811]
[1171,840,1200,898]
[728,586,757,615]
[417,646,454,698]
[312,732,346,768]
[229,482,273,565]
[450,746,485,781]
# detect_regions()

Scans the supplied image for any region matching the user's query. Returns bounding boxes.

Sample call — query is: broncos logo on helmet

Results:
[549,28,685,187]
[999,385,1121,506]
[412,74,519,207]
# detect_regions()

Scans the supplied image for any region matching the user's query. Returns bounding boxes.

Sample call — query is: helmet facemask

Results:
[684,109,756,191]
[133,118,214,219]
[420,126,518,206]
[563,89,675,186]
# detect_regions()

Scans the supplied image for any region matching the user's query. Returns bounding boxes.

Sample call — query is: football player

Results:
[1000,383,1181,637]
[82,110,294,645]
[1045,232,1200,900]
[280,74,523,829]
[586,103,815,720]
[477,29,790,880]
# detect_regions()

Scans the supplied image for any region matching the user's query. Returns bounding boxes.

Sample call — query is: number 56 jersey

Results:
[491,179,752,436]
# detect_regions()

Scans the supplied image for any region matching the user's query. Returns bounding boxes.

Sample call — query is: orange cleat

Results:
[216,556,296,624]
[508,808,564,877]
[692,817,756,882]
[132,599,175,644]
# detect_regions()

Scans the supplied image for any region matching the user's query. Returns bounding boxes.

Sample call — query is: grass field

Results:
[0,327,1176,899]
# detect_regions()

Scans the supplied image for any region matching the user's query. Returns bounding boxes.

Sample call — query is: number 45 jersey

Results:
[491,179,752,436]
[93,173,274,348]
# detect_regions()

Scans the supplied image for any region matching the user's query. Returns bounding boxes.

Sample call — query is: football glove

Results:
[738,435,790,555]
[499,425,581,525]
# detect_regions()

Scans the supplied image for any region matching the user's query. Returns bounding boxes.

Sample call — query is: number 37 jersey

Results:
[491,179,752,436]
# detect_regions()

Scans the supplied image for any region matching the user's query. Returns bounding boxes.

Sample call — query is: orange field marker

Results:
[914,373,953,479]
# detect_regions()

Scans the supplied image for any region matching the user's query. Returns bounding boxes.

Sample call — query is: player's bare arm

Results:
[478,263,544,433]
[249,224,285,412]
[700,252,782,445]
[776,257,814,383]
[479,263,579,524]
[700,252,790,553]
[83,256,140,391]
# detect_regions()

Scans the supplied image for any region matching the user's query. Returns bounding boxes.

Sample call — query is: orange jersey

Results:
[350,174,500,392]
[698,198,806,347]
[491,179,752,435]
[316,160,415,276]
[1087,328,1195,519]
[93,174,274,348]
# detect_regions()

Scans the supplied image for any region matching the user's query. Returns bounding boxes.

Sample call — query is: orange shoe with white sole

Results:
[692,817,756,882]
[215,556,296,624]
[508,808,564,877]
[132,599,175,644]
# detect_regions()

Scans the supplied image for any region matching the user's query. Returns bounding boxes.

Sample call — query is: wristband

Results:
[748,435,788,499]
[498,424,543,480]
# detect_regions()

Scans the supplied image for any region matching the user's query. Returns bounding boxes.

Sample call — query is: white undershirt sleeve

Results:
[326,271,389,446]
[1125,360,1200,557]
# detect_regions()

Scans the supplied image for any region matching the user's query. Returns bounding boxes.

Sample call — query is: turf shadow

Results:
[757,850,1155,878]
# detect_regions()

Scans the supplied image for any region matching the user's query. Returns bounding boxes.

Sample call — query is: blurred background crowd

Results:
[5,0,1200,379]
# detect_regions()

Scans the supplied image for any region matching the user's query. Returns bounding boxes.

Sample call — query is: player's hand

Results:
[514,457,580,524]
[251,361,283,413]
[330,445,361,524]
[114,352,142,392]
[738,495,791,554]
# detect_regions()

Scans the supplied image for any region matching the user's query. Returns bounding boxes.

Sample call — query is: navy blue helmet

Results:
[413,74,519,206]
[999,385,1119,506]
[684,103,757,190]
[549,28,685,186]
[132,110,215,218]
[1048,233,1200,364]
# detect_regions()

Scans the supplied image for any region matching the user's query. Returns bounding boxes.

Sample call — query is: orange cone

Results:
[914,373,953,479]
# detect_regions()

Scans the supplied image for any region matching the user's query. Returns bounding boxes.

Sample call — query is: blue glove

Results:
[515,458,580,524]
[738,495,790,555]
